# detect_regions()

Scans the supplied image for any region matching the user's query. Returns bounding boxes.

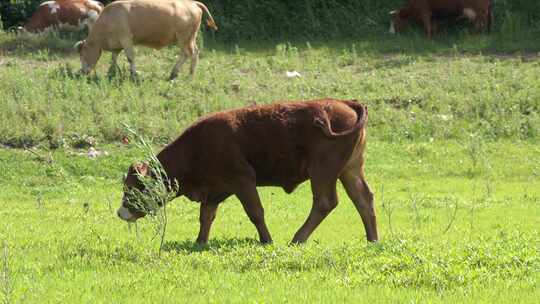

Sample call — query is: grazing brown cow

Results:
[389,0,493,38]
[117,99,379,244]
[75,0,218,80]
[21,0,104,33]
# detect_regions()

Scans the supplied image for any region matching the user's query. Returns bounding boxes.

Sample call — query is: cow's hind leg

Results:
[196,202,218,245]
[169,28,199,80]
[169,43,198,80]
[291,173,338,244]
[169,50,188,80]
[476,13,489,33]
[340,164,378,242]
[235,181,273,244]
[189,44,199,77]
[187,22,201,78]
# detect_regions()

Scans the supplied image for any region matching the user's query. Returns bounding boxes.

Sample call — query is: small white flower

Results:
[438,114,452,121]
[87,147,99,158]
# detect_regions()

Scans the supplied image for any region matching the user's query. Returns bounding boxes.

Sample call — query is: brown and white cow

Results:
[389,0,494,38]
[21,0,104,33]
[117,99,379,244]
[75,0,218,80]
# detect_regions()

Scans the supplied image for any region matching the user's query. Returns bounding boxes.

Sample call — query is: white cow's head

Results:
[389,10,410,34]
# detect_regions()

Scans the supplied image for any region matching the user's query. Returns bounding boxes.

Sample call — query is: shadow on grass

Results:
[204,25,540,56]
[162,237,260,254]
[47,62,137,85]
[0,30,83,58]
[1,26,538,61]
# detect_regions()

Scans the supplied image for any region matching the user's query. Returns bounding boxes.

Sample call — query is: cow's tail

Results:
[194,1,218,31]
[314,100,368,138]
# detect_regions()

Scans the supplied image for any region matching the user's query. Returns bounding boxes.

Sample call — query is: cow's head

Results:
[75,39,101,74]
[117,163,151,222]
[389,10,410,34]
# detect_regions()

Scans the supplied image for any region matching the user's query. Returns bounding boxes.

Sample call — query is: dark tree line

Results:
[1,0,539,41]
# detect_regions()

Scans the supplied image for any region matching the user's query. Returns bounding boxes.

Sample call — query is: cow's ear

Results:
[134,162,149,176]
[74,40,85,52]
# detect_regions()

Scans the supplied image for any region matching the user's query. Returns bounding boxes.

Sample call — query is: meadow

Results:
[0,26,539,302]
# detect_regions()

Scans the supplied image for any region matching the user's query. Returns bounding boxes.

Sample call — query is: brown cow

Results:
[117,99,379,244]
[75,0,218,80]
[389,0,494,38]
[21,0,104,33]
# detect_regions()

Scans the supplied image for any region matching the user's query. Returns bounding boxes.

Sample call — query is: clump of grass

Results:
[442,197,459,234]
[69,134,97,149]
[122,124,179,255]
[1,241,13,304]
[464,132,487,176]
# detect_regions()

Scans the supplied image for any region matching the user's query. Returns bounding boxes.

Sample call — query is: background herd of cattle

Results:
[15,0,496,77]
[21,0,494,37]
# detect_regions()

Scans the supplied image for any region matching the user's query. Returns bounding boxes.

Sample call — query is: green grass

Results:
[1,31,539,147]
[0,29,539,302]
[1,141,539,303]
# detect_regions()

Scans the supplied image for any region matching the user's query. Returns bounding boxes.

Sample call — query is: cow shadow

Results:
[0,30,85,58]
[204,20,540,58]
[162,237,260,254]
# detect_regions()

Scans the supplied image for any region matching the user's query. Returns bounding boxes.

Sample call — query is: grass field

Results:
[0,29,539,303]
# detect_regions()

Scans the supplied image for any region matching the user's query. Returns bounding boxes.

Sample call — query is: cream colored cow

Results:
[76,0,217,79]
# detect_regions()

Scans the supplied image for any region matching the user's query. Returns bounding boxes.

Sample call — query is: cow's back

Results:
[24,4,51,32]
[24,0,101,32]
[168,100,365,193]
[56,1,98,29]
[91,0,202,49]
[409,0,490,17]
[238,101,360,181]
[233,104,315,189]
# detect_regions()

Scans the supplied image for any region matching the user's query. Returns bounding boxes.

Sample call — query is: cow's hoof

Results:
[107,67,120,78]
[288,240,305,246]
[194,240,210,250]
[130,73,141,83]
[168,74,178,81]
[260,240,273,246]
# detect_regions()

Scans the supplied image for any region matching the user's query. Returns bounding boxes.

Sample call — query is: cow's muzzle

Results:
[79,67,91,75]
[117,206,137,222]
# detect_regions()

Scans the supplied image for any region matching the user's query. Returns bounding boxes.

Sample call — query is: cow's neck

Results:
[156,142,187,196]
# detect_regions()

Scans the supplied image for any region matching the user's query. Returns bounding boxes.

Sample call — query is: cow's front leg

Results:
[123,46,138,80]
[235,182,273,244]
[196,202,218,245]
[421,12,433,38]
[108,50,121,76]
